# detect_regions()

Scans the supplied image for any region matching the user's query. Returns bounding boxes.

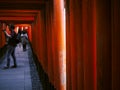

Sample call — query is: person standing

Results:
[21,30,28,51]
[2,23,18,69]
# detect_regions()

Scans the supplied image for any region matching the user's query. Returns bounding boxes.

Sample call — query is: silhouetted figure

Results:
[21,30,28,51]
[2,23,18,69]
[17,28,22,48]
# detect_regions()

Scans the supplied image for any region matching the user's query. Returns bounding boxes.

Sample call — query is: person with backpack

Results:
[2,23,18,69]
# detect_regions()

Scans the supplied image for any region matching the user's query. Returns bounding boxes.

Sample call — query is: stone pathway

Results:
[0,44,43,90]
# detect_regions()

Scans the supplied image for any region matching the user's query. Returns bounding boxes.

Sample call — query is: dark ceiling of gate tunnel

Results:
[0,0,48,24]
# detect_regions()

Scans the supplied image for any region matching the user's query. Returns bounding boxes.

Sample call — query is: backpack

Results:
[15,33,21,44]
[10,31,21,45]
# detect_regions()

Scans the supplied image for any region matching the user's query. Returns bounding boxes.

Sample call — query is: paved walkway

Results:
[0,44,43,90]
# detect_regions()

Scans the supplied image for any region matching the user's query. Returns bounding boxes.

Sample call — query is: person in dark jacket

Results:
[2,23,17,69]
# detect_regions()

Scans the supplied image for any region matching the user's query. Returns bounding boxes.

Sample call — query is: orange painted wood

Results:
[31,11,48,74]
[53,0,66,89]
[82,0,96,90]
[66,4,72,90]
[45,1,54,84]
[0,17,34,21]
[112,0,120,90]
[96,0,112,90]
[66,0,97,90]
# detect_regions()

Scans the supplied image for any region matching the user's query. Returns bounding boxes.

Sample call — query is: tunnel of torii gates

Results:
[0,0,120,90]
